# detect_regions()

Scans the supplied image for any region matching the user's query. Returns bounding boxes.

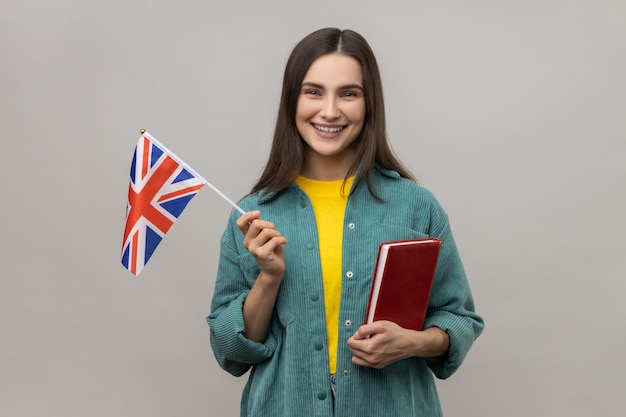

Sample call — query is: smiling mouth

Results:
[313,124,344,133]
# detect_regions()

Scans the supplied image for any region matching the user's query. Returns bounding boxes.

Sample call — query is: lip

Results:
[312,123,346,139]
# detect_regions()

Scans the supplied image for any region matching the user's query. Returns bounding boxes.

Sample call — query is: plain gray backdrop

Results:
[1,0,624,416]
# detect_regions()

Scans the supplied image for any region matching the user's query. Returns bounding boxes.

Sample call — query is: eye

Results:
[304,89,320,96]
[342,90,361,99]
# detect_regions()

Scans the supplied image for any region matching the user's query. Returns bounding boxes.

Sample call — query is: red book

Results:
[365,238,442,331]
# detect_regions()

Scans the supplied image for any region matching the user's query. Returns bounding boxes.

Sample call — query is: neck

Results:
[301,149,357,181]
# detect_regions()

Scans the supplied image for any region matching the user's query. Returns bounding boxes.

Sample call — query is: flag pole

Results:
[139,129,246,215]
[203,181,246,215]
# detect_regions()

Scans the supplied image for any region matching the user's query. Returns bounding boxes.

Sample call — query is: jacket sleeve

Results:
[206,212,278,377]
[422,202,484,379]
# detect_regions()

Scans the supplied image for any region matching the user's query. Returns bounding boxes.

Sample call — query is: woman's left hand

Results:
[347,321,450,369]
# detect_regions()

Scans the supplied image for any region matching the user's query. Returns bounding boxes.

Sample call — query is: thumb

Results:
[352,324,375,340]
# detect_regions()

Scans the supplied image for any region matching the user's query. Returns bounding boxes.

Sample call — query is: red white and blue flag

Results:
[121,132,206,275]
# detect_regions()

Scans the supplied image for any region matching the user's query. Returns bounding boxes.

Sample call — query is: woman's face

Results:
[296,53,366,179]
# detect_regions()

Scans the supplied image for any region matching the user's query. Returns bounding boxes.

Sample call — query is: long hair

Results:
[251,28,415,197]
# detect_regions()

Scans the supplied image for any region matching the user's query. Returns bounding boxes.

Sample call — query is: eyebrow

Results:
[301,81,364,91]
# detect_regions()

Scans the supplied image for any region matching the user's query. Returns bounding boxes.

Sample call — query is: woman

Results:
[208,27,484,417]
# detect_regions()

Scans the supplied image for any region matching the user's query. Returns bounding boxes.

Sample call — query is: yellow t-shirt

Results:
[295,175,354,375]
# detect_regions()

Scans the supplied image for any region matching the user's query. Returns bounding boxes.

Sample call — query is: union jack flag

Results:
[121,132,206,275]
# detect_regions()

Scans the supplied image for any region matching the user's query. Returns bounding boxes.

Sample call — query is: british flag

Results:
[121,132,205,275]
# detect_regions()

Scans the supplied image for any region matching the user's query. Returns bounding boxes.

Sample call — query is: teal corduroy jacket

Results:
[208,168,484,417]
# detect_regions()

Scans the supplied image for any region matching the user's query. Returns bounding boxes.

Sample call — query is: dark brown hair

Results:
[251,28,415,197]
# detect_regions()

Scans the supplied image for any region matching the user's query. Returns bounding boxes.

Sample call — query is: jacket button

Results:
[346,271,353,278]
[314,341,323,351]
[306,242,315,250]
[310,293,319,301]
[318,392,327,400]
[344,319,352,326]
[348,222,355,229]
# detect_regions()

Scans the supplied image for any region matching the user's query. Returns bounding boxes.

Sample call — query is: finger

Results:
[351,353,375,368]
[236,210,261,233]
[347,335,371,356]
[268,236,289,254]
[351,327,368,340]
[352,356,369,366]
[352,323,379,340]
[249,232,288,255]
[245,220,278,244]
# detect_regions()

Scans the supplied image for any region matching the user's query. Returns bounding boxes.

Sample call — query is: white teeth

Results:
[314,124,343,133]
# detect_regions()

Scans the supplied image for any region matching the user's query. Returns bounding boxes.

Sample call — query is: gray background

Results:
[1,0,624,416]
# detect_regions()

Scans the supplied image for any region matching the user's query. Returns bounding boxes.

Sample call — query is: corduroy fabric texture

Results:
[208,168,484,417]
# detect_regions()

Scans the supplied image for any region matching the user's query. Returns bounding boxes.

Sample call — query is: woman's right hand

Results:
[237,211,288,342]
[236,210,288,281]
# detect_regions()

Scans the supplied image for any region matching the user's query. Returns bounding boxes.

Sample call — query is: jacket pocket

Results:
[372,223,431,244]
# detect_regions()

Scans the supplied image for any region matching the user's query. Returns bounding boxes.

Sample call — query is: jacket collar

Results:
[257,165,400,205]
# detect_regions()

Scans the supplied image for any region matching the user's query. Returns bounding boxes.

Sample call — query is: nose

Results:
[320,97,340,119]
